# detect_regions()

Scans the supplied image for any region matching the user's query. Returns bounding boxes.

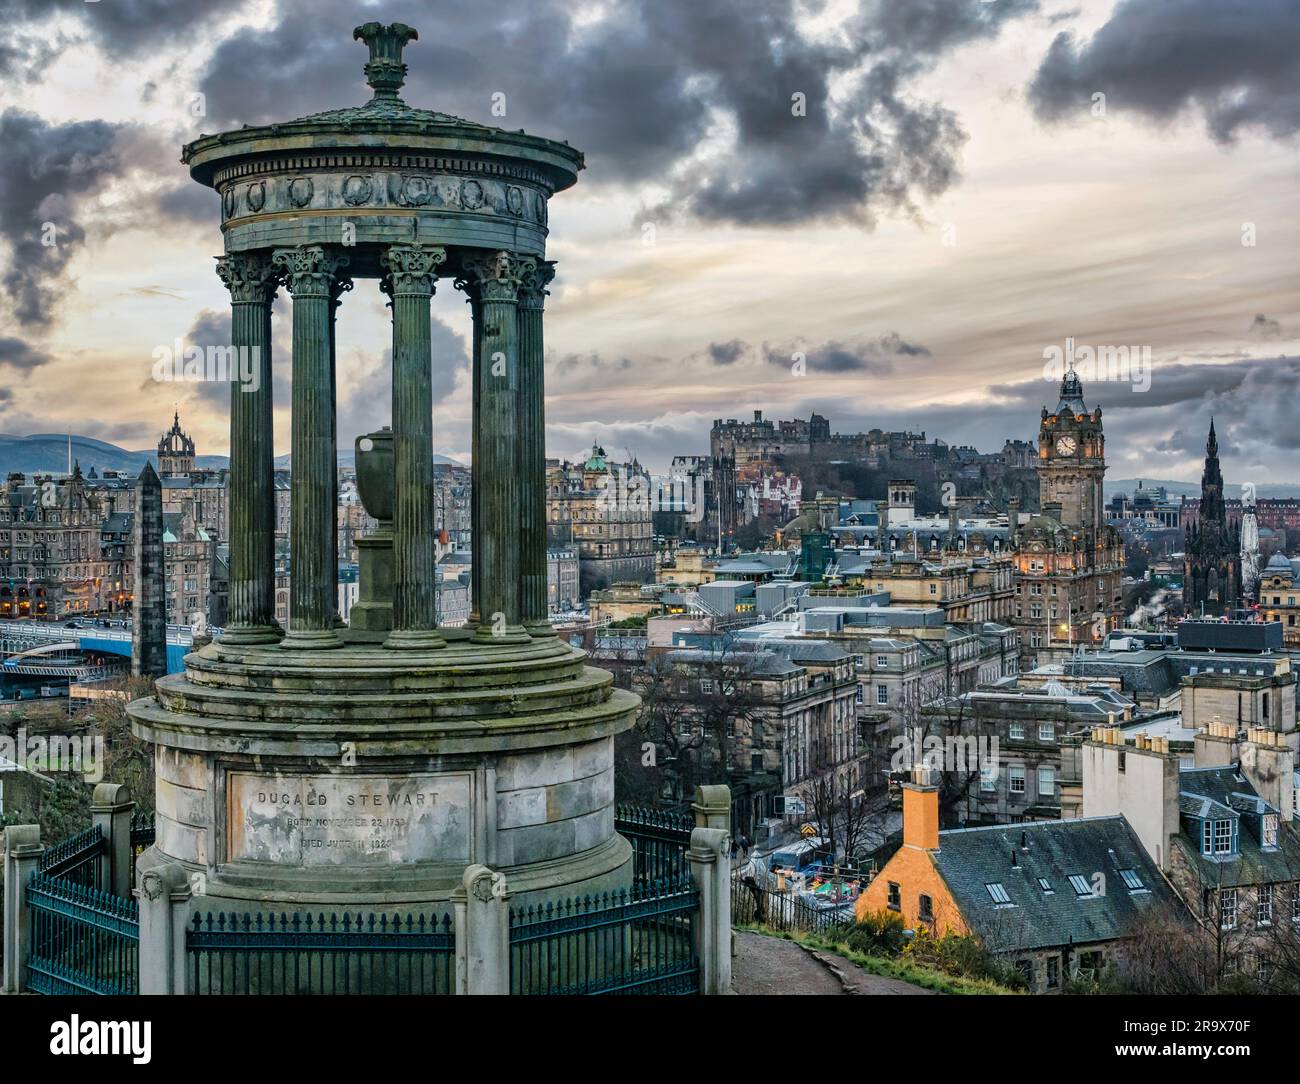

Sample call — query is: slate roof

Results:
[1173,766,1300,888]
[754,638,848,664]
[101,511,133,535]
[662,647,801,678]
[932,816,1176,952]
[712,560,775,575]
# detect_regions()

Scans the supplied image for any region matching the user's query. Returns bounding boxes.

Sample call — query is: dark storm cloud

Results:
[707,340,747,366]
[1027,0,1300,142]
[155,182,220,226]
[763,332,930,374]
[0,335,50,370]
[189,0,1037,228]
[0,110,122,327]
[552,352,634,379]
[0,0,227,74]
[989,355,1295,414]
[860,0,1040,56]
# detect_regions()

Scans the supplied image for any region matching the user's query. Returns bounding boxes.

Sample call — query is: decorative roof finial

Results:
[353,22,419,101]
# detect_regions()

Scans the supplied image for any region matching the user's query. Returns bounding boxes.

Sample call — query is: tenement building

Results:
[635,640,860,840]
[1011,369,1124,667]
[546,444,654,596]
[0,465,118,617]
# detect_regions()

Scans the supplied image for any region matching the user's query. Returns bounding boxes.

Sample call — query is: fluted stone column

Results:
[517,259,556,637]
[468,291,482,629]
[329,274,353,628]
[461,251,529,645]
[215,252,280,644]
[381,243,447,650]
[274,245,349,650]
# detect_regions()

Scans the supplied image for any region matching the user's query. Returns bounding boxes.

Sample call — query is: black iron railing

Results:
[187,910,456,995]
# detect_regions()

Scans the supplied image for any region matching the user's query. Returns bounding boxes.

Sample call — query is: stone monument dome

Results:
[130,24,636,916]
[182,22,582,275]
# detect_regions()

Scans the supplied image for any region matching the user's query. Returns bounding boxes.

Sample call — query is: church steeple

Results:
[1184,417,1241,615]
[158,411,196,477]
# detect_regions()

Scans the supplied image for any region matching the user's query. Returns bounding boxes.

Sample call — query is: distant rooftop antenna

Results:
[67,432,72,477]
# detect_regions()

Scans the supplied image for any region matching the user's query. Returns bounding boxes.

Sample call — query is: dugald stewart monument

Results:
[129,23,643,923]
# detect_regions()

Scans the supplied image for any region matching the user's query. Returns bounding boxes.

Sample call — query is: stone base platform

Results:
[128,634,638,911]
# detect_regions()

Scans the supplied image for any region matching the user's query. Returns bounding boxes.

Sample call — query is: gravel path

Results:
[732,930,937,995]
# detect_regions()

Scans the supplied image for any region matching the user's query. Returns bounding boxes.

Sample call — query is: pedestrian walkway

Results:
[732,930,935,995]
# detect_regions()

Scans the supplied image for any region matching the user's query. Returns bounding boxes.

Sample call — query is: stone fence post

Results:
[2,824,43,993]
[453,864,510,995]
[91,782,135,899]
[692,784,732,832]
[137,862,193,995]
[689,826,733,995]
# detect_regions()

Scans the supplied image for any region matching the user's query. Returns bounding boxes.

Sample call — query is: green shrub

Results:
[846,908,908,955]
[902,926,1027,989]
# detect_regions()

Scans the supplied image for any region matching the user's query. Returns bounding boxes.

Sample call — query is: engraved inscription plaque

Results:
[227,771,472,867]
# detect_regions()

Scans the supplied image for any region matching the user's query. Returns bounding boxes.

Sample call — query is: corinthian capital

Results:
[214,252,279,304]
[272,245,351,298]
[380,244,446,297]
[459,250,523,304]
[517,258,556,311]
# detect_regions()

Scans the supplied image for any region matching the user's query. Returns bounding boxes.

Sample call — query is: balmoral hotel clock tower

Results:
[1038,367,1105,533]
[1010,367,1125,667]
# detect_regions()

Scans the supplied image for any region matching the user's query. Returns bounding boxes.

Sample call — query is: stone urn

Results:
[355,426,394,528]
[349,427,394,632]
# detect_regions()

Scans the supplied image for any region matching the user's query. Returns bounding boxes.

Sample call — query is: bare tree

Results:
[628,647,764,805]
[794,769,890,868]
[895,692,983,827]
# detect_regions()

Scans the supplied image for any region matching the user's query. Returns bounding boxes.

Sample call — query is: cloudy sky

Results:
[0,0,1296,485]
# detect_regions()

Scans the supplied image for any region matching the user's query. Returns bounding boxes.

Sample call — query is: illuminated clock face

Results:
[1056,436,1077,456]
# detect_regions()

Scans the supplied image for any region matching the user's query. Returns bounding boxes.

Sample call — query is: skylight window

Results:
[1037,877,1053,894]
[1118,868,1144,891]
[985,882,1011,904]
[1069,874,1094,897]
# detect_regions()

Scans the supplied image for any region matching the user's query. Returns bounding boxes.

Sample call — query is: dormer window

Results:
[1201,817,1235,856]
[1263,814,1279,848]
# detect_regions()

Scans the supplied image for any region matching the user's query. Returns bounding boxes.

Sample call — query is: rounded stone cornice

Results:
[126,638,642,754]
[184,126,583,195]
[129,672,639,757]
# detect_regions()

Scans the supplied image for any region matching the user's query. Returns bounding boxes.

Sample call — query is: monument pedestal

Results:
[129,635,636,914]
[348,533,394,635]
